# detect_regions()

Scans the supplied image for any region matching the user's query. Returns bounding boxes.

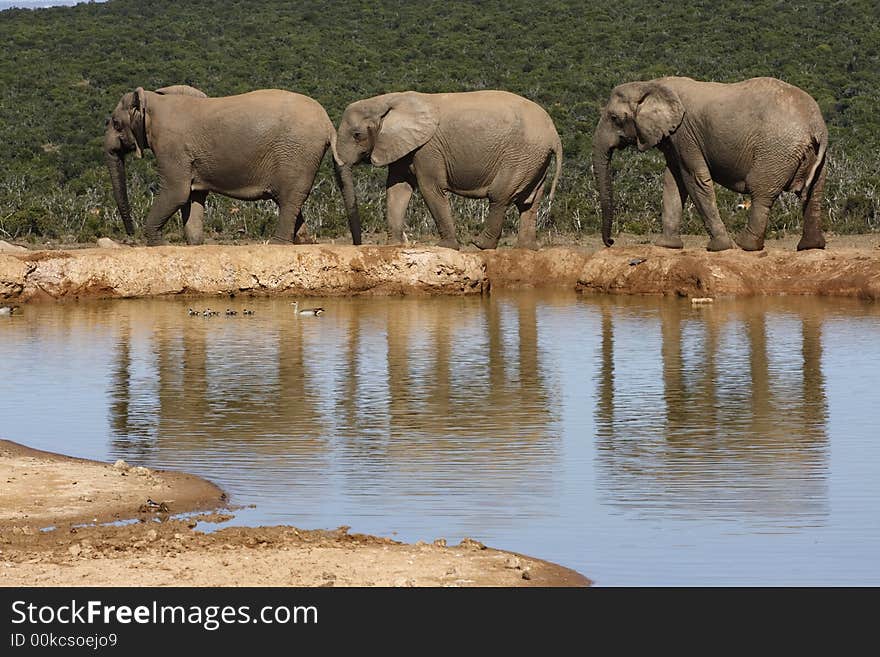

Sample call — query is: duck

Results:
[242,309,255,316]
[202,308,219,317]
[0,305,19,316]
[225,309,238,316]
[292,301,325,317]
[139,498,170,513]
[187,308,199,316]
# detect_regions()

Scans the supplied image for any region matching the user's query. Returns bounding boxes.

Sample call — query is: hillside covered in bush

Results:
[1,0,878,243]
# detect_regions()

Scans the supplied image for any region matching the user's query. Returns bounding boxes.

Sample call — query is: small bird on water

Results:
[292,301,324,316]
[225,309,238,316]
[0,305,19,316]
[242,309,255,316]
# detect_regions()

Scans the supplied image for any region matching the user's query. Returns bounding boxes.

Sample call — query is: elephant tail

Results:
[329,129,344,167]
[802,133,827,202]
[545,135,563,216]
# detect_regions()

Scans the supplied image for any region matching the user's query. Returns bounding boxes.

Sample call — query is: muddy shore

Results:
[0,440,588,587]
[2,233,880,303]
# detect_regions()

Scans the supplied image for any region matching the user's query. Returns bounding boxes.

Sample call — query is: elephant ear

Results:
[128,87,149,158]
[633,83,684,151]
[371,93,439,167]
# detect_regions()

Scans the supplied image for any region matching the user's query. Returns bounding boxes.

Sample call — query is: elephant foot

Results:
[735,230,765,252]
[471,234,499,250]
[515,236,539,251]
[706,235,734,252]
[438,237,460,250]
[655,234,684,249]
[293,234,317,245]
[796,234,826,251]
[145,236,166,247]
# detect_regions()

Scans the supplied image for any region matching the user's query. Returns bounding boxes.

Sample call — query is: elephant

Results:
[104,87,361,246]
[335,90,562,250]
[592,76,828,252]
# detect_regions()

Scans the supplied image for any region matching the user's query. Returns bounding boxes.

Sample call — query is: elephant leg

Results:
[797,165,827,251]
[386,163,416,244]
[293,210,317,244]
[735,195,775,251]
[419,184,459,250]
[472,201,509,250]
[656,167,686,249]
[681,167,733,252]
[271,192,308,244]
[513,181,544,251]
[181,190,207,245]
[144,181,191,246]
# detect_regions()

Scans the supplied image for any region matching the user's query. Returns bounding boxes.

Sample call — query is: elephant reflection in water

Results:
[109,297,561,492]
[110,301,329,462]
[595,298,829,521]
[332,295,561,492]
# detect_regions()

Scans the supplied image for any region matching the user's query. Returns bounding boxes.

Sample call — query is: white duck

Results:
[292,301,325,317]
[0,305,19,316]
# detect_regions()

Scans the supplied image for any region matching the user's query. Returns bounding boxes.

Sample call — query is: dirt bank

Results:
[577,243,880,299]
[0,440,589,587]
[2,234,880,303]
[0,441,224,527]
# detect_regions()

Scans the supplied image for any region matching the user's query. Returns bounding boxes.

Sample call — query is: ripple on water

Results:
[1,293,879,585]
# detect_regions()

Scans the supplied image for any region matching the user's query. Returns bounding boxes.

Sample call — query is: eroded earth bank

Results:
[3,234,880,303]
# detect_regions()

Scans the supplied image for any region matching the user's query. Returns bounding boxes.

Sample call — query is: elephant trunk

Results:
[593,124,617,247]
[334,161,362,245]
[105,151,134,236]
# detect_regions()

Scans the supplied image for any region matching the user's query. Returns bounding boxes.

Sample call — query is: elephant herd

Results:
[103,76,829,252]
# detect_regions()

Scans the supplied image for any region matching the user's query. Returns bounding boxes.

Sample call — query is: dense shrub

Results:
[1,0,878,242]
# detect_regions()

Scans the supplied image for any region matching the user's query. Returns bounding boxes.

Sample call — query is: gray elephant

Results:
[335,90,562,250]
[593,76,828,251]
[104,87,361,246]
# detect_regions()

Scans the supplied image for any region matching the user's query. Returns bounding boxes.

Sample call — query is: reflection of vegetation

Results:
[1,0,878,242]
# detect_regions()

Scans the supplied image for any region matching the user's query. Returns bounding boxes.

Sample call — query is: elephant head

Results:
[336,92,440,167]
[103,87,149,235]
[103,85,206,236]
[592,80,684,246]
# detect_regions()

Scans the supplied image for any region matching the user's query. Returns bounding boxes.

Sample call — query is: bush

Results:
[1,0,878,242]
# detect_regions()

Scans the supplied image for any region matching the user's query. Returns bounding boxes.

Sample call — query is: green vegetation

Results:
[1,0,878,244]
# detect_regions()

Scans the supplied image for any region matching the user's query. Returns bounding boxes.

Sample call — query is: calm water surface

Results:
[1,291,879,585]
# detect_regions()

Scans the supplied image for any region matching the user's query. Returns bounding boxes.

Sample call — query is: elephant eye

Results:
[352,130,364,142]
[112,118,122,131]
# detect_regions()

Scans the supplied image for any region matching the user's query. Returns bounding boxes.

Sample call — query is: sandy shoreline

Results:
[0,440,589,587]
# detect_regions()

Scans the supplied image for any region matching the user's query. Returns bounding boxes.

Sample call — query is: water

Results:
[1,291,879,585]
